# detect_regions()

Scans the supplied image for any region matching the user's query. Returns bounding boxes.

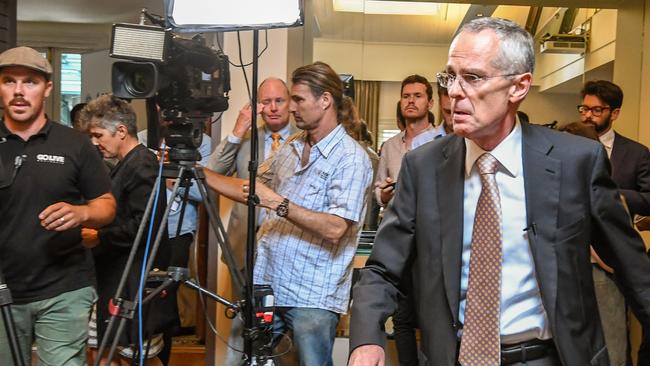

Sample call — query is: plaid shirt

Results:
[255,124,373,313]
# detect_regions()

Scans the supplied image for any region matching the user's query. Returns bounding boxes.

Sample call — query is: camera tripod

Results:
[0,267,26,366]
[0,159,27,366]
[93,157,274,366]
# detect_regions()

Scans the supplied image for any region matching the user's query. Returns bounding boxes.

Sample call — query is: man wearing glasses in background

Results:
[579,80,650,366]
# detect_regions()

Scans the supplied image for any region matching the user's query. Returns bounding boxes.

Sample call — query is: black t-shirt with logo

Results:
[0,119,111,304]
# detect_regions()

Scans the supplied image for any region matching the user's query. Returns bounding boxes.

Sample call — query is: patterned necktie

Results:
[271,132,281,152]
[459,153,503,366]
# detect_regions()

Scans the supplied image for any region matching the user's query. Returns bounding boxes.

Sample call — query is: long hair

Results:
[291,61,345,121]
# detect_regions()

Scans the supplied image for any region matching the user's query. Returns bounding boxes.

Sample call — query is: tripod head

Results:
[160,109,206,164]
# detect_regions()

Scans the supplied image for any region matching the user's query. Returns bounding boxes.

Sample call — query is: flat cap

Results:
[0,46,52,75]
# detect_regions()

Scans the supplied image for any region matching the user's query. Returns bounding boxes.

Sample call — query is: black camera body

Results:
[110,22,230,113]
[151,36,230,115]
[110,23,231,157]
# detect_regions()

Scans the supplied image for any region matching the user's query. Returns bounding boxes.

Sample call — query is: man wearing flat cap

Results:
[0,46,116,365]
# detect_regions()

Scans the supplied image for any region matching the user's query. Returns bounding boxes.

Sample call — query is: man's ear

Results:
[116,124,128,139]
[610,108,621,122]
[320,92,333,110]
[44,80,53,98]
[509,73,532,104]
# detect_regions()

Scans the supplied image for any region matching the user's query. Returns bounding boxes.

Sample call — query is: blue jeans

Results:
[0,286,96,366]
[273,307,339,366]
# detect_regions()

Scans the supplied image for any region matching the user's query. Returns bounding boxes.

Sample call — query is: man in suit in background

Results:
[578,80,650,366]
[349,17,650,366]
[438,82,453,135]
[579,80,650,217]
[207,77,296,365]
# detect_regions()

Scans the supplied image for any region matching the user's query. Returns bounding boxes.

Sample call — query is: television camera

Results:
[110,20,230,160]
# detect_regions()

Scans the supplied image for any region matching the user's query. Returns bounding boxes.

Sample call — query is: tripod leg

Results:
[1,306,26,366]
[192,171,246,297]
[98,166,198,366]
[95,170,173,366]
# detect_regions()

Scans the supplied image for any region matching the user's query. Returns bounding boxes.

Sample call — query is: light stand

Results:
[243,29,261,365]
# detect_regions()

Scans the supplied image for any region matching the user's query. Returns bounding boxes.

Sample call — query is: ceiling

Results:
[17,0,163,24]
[313,2,534,44]
[16,0,624,46]
[16,0,625,25]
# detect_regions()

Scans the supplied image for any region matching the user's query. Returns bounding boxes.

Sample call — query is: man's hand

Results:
[39,202,89,231]
[348,345,385,366]
[233,103,265,138]
[81,228,100,248]
[242,181,283,210]
[590,246,614,273]
[376,177,396,205]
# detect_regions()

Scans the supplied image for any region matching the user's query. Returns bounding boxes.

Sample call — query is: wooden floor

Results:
[168,335,206,366]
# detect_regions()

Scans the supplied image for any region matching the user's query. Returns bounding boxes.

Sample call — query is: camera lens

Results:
[125,66,155,96]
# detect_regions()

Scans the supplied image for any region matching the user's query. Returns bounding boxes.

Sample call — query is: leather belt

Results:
[500,339,555,365]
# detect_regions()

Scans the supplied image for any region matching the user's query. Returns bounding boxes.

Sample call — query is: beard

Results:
[584,114,612,135]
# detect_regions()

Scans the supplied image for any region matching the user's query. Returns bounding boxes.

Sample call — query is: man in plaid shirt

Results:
[205,61,372,365]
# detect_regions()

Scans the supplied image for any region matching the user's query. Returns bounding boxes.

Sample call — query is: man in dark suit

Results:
[579,80,650,218]
[348,17,650,366]
[579,80,650,366]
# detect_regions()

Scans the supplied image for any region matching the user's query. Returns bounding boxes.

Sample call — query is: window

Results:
[59,53,81,126]
[380,129,400,147]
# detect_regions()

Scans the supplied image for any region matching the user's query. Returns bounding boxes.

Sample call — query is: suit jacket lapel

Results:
[438,136,466,324]
[521,122,561,323]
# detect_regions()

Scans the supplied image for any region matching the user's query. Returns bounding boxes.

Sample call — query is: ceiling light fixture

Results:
[333,0,440,16]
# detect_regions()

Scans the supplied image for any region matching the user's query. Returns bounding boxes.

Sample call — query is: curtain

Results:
[354,80,381,150]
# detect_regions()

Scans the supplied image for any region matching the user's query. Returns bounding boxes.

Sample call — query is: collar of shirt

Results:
[598,127,615,154]
[265,123,292,141]
[401,124,436,142]
[0,118,53,140]
[290,124,346,159]
[464,119,522,178]
[433,123,447,138]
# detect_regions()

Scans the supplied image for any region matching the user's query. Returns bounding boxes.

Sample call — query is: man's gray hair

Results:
[458,17,535,74]
[79,94,138,136]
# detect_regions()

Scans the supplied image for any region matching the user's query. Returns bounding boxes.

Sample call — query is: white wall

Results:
[314,39,448,82]
[218,28,290,139]
[520,87,581,126]
[80,49,113,102]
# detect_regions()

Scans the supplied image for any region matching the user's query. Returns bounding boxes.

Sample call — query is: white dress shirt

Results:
[460,120,551,344]
[598,127,615,159]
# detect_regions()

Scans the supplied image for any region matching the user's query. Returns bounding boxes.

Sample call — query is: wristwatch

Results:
[276,198,290,217]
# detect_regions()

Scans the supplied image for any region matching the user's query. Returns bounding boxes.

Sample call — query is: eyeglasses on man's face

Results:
[436,71,520,90]
[577,105,610,116]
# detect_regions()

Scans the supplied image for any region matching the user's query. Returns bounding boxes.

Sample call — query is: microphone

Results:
[523,222,537,236]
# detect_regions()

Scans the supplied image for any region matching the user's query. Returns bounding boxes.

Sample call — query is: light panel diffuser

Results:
[166,0,304,31]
